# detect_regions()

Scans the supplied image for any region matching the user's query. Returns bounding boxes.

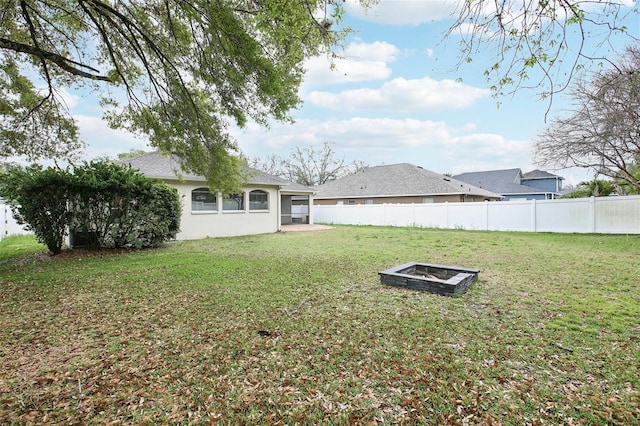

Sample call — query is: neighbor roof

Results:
[453,168,535,195]
[453,168,562,195]
[315,163,502,199]
[521,169,564,181]
[121,151,313,193]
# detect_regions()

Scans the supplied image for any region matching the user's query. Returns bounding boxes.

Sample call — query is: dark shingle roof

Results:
[521,169,564,180]
[316,163,502,199]
[453,168,533,194]
[454,168,562,195]
[121,151,313,192]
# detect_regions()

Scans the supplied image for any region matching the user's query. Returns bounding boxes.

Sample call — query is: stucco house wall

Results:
[122,152,314,240]
[170,181,281,240]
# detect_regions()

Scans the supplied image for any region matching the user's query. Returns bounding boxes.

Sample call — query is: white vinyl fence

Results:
[314,195,640,234]
[1,201,30,240]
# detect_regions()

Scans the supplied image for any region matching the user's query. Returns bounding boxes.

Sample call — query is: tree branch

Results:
[0,37,111,81]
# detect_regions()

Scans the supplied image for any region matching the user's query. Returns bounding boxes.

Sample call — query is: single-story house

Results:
[123,152,315,240]
[314,163,502,205]
[453,168,565,200]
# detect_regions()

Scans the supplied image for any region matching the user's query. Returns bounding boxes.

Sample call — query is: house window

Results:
[365,199,374,205]
[422,197,434,204]
[249,190,269,210]
[347,200,356,205]
[192,188,217,211]
[223,192,245,211]
[336,200,344,205]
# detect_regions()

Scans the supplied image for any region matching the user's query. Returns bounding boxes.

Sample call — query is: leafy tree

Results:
[561,179,616,198]
[1,0,351,193]
[534,46,640,193]
[451,1,638,100]
[248,142,368,186]
[0,165,72,254]
[4,0,635,193]
[615,163,640,195]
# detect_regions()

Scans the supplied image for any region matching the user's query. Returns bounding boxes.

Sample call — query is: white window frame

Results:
[191,187,218,213]
[249,190,269,211]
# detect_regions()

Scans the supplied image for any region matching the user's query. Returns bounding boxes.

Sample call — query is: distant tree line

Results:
[247,142,368,186]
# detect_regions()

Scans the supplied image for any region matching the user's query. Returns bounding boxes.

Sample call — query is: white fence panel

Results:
[535,198,592,233]
[414,203,448,228]
[383,203,415,227]
[1,201,30,240]
[486,200,531,231]
[595,196,640,234]
[314,195,640,234]
[447,202,487,230]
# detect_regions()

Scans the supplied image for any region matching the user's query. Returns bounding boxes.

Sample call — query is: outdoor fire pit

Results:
[379,262,479,296]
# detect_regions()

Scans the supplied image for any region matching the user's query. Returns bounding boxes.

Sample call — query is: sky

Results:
[62,0,639,187]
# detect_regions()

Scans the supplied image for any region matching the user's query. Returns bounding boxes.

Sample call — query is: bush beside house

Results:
[0,161,181,254]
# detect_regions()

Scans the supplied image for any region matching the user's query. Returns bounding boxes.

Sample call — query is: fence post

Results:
[531,199,537,232]
[590,196,596,233]
[483,201,487,230]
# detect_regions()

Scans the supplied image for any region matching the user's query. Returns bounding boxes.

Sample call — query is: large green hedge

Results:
[0,161,181,254]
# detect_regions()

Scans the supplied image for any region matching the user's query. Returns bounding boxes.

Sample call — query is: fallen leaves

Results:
[1,229,639,424]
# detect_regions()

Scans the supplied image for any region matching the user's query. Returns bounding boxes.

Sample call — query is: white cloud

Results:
[237,117,450,153]
[74,115,149,160]
[236,116,532,175]
[345,0,458,25]
[307,76,489,111]
[303,41,400,86]
[343,41,401,62]
[304,56,393,86]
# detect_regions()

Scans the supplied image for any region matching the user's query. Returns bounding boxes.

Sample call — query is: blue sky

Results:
[65,0,639,186]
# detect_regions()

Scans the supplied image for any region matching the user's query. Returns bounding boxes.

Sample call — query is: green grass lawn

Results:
[0,226,638,424]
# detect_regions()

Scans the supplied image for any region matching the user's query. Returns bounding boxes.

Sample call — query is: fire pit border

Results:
[379,262,480,296]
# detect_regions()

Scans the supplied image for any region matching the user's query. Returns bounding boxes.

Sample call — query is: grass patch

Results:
[0,234,46,261]
[0,227,638,424]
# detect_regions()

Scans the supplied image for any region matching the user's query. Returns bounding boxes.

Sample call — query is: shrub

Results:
[107,182,181,249]
[68,161,181,249]
[0,165,72,254]
[0,161,181,253]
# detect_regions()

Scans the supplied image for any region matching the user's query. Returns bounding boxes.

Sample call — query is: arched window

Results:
[223,192,245,211]
[191,188,217,211]
[249,190,269,211]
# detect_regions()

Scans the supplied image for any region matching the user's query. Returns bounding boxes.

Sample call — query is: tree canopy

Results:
[451,0,638,101]
[1,0,352,192]
[534,46,640,193]
[1,0,637,191]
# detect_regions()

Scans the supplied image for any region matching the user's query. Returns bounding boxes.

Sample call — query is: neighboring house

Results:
[123,152,315,240]
[453,168,564,201]
[314,163,502,205]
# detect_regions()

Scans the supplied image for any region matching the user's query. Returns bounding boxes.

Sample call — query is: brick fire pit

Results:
[379,262,479,296]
